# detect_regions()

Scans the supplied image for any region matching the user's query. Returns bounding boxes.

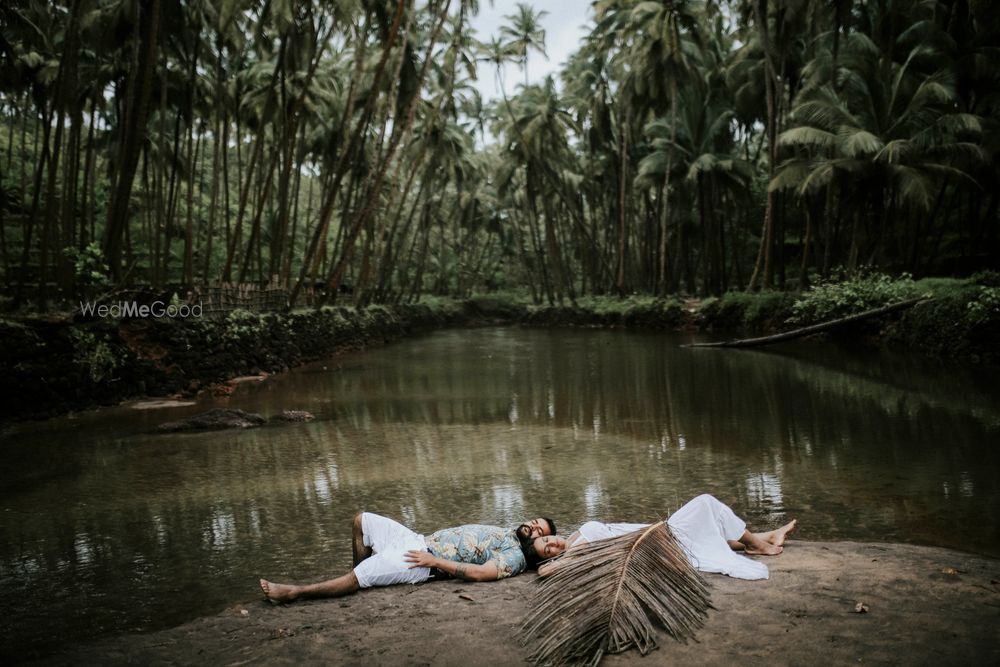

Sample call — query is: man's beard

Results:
[516,524,534,551]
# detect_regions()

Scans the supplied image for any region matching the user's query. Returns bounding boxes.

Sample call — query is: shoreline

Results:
[29,539,1000,666]
[4,281,998,423]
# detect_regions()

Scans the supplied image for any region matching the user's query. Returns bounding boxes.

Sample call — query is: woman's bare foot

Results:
[752,519,798,547]
[744,542,783,556]
[739,530,784,556]
[769,519,797,547]
[260,579,300,603]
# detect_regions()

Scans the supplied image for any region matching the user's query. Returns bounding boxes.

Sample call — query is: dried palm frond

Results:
[519,522,712,666]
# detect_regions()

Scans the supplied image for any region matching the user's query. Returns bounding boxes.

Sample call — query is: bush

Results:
[790,272,922,325]
[70,328,122,383]
[967,286,1000,325]
[697,291,794,333]
[621,297,686,328]
[63,242,110,298]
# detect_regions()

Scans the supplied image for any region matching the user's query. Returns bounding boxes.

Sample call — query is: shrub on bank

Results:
[789,273,923,325]
[885,278,1000,364]
[696,290,796,333]
[522,295,688,328]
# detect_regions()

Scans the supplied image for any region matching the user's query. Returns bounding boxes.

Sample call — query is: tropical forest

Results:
[1,0,997,310]
[1,2,999,664]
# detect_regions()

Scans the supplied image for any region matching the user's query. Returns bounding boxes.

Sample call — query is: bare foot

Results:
[260,579,299,603]
[769,519,797,547]
[744,543,783,556]
[753,519,798,547]
[741,530,784,556]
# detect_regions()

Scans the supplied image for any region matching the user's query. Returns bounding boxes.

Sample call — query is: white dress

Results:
[574,494,769,580]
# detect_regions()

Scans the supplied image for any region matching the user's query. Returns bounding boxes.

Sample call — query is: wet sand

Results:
[35,541,1000,666]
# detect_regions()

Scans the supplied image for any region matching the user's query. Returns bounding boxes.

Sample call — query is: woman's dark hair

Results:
[523,541,541,570]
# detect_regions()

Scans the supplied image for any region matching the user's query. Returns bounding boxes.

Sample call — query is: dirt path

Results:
[36,541,999,666]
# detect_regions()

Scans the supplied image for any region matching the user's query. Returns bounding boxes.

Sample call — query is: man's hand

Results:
[404,550,438,569]
[403,552,500,581]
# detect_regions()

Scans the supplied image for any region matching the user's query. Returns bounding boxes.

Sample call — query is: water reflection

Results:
[1,327,998,659]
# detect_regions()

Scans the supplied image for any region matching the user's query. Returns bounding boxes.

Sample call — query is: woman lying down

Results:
[533,494,797,580]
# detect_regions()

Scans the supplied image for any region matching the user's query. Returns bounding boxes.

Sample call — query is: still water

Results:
[2,327,998,658]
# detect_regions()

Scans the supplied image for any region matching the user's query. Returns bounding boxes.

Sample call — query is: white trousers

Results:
[353,512,431,588]
[668,494,769,580]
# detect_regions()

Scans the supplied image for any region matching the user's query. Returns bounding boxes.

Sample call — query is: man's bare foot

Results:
[260,579,299,603]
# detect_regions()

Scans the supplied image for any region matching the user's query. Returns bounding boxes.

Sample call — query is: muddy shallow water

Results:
[2,327,998,658]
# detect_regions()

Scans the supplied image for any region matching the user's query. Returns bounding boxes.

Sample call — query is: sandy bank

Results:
[36,540,999,666]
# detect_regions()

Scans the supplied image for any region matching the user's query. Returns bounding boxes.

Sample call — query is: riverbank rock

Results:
[270,410,315,423]
[157,408,266,432]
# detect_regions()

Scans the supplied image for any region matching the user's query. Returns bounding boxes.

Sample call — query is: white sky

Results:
[467,0,595,101]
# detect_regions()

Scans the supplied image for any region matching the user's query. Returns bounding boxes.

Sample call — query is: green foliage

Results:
[698,291,795,332]
[62,243,110,295]
[967,287,1000,325]
[790,273,922,325]
[69,329,121,383]
[2,0,996,315]
[222,309,266,344]
[969,271,1000,288]
[910,276,969,298]
[414,295,464,318]
[886,281,1000,364]
[576,295,658,317]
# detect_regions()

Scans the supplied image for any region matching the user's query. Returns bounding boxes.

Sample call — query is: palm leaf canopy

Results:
[520,522,712,667]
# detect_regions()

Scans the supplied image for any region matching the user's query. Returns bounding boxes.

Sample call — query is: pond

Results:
[2,326,998,659]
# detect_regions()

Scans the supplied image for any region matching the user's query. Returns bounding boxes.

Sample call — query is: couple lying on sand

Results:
[260,494,796,603]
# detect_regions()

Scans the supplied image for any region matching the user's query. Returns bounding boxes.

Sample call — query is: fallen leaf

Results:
[459,594,475,602]
[854,602,869,613]
[942,567,958,575]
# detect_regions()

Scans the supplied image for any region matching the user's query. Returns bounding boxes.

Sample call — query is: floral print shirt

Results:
[424,524,526,579]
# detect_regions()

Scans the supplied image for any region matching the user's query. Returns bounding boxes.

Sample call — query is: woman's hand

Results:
[404,550,437,569]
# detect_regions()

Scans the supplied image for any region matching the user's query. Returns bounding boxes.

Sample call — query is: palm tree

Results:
[771,31,984,273]
[499,2,548,89]
[622,0,703,294]
[502,76,579,304]
[103,0,162,283]
[640,83,753,295]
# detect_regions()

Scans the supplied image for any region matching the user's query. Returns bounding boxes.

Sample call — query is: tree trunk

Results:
[13,105,52,308]
[616,114,629,296]
[183,121,202,286]
[104,0,161,282]
[658,81,676,296]
[321,0,449,304]
[288,9,381,307]
[747,0,780,292]
[685,298,930,348]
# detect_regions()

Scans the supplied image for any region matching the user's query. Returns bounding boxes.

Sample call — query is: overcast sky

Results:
[467,0,595,101]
